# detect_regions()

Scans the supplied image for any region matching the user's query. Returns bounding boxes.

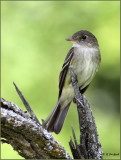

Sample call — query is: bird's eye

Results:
[82,35,86,40]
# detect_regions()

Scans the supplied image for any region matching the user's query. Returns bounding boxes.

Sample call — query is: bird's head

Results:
[66,30,98,48]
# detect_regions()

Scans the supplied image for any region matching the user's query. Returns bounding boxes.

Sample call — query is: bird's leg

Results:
[73,96,85,108]
[75,97,84,108]
[73,87,85,107]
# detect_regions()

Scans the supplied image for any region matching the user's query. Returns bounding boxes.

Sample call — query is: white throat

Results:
[72,42,82,48]
[72,41,98,54]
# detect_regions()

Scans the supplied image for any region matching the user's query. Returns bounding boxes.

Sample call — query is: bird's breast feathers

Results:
[71,46,100,89]
[61,46,100,107]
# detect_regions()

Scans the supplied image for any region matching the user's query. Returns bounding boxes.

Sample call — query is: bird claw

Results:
[74,97,84,107]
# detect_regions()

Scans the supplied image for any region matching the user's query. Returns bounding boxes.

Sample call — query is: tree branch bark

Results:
[1,66,103,159]
[69,65,103,159]
[1,98,71,159]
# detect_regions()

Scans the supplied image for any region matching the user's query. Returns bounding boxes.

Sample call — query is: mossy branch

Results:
[1,66,103,159]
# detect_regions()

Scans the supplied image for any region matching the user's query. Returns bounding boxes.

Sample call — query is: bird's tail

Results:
[43,99,71,134]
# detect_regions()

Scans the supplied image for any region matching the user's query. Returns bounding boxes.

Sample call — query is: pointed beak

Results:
[65,37,76,41]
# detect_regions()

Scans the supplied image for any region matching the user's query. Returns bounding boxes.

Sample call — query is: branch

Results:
[1,98,71,159]
[1,68,103,159]
[13,82,41,126]
[69,65,103,159]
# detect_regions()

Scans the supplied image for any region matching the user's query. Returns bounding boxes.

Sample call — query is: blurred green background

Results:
[1,1,120,159]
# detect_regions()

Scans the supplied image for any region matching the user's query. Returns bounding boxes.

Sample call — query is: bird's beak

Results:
[65,37,76,41]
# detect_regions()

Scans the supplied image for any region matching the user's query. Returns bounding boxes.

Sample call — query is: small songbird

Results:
[42,30,101,134]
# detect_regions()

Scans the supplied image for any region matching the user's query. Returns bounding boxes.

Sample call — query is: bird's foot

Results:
[73,97,84,108]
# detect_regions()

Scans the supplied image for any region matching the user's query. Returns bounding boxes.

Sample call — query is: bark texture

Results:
[1,66,103,159]
[1,98,71,159]
[69,65,103,159]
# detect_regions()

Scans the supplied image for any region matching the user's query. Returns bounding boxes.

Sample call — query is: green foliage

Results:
[1,1,120,159]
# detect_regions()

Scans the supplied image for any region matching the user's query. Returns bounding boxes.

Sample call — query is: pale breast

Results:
[72,46,100,89]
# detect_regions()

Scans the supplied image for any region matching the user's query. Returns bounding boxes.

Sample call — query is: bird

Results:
[42,30,101,134]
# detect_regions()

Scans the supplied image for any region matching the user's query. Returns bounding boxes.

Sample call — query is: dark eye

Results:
[82,35,86,40]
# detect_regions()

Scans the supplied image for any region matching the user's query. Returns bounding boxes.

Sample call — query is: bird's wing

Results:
[58,47,74,98]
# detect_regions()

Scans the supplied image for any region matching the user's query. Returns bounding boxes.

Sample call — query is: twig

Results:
[1,98,71,159]
[13,82,41,126]
[71,125,83,158]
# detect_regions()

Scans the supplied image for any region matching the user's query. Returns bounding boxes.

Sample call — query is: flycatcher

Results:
[42,30,101,134]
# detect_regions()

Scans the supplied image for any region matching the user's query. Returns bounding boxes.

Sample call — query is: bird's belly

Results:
[72,55,98,90]
[77,62,96,89]
[60,84,74,109]
[60,47,100,108]
[60,61,97,108]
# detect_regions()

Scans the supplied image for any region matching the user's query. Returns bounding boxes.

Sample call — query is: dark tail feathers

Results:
[46,102,71,134]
